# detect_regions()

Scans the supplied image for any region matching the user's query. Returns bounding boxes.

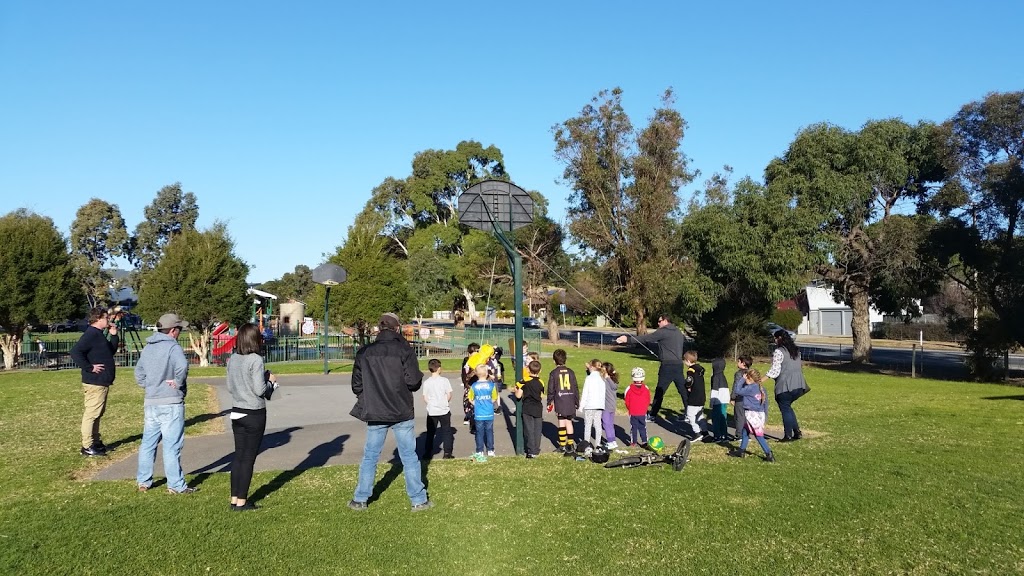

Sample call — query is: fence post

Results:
[577,332,581,348]
[911,344,916,378]
[600,333,603,350]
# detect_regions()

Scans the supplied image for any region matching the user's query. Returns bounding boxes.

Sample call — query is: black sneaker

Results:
[80,446,105,457]
[442,454,455,460]
[411,500,434,512]
[232,502,259,511]
[525,453,536,459]
[645,414,656,422]
[763,454,776,463]
[728,448,746,458]
[94,442,110,454]
[167,486,198,495]
[348,500,368,511]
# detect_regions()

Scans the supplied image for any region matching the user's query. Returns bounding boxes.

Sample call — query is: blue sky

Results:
[2,1,1022,283]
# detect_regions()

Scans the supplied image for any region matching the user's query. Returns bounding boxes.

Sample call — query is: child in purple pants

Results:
[602,362,619,449]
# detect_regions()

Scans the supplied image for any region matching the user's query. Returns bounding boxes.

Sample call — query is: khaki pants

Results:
[82,384,109,448]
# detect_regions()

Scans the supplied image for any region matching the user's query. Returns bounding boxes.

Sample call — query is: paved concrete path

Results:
[94,372,715,482]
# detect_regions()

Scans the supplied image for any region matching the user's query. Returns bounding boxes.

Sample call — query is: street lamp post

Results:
[312,263,347,375]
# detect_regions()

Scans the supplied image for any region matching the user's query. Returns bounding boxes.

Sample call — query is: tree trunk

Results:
[547,318,560,343]
[462,287,477,324]
[188,328,211,368]
[635,308,648,335]
[0,334,20,370]
[850,288,872,363]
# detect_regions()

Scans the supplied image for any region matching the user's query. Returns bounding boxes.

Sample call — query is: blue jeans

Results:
[775,389,806,438]
[475,419,494,453]
[739,426,772,457]
[353,419,426,506]
[136,403,187,491]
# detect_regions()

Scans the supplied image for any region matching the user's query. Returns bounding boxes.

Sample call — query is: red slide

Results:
[212,323,236,356]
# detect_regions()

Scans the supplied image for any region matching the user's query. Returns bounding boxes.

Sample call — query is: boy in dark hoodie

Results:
[682,350,708,441]
[709,358,730,443]
[731,355,752,442]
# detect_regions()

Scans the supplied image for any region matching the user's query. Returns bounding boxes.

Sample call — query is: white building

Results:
[795,285,885,336]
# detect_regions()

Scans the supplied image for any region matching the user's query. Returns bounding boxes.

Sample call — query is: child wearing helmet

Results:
[624,367,651,448]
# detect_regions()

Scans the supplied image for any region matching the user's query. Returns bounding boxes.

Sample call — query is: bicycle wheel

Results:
[604,456,645,469]
[670,439,691,472]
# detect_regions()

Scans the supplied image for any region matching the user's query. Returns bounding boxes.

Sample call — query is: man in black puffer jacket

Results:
[69,307,119,457]
[348,313,433,512]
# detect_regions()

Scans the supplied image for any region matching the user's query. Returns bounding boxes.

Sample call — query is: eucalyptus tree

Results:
[925,91,1024,377]
[766,119,943,362]
[130,182,199,273]
[367,140,506,317]
[70,198,129,308]
[554,88,696,333]
[680,173,816,355]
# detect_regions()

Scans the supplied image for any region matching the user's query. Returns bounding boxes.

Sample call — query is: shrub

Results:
[870,322,955,342]
[771,309,804,331]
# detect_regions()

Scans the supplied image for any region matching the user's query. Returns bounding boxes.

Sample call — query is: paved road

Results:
[93,373,713,483]
[797,343,1024,379]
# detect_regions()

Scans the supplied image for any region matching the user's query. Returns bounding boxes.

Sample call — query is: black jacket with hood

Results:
[685,363,706,407]
[349,329,424,423]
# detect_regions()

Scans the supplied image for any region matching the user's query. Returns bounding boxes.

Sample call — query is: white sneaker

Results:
[487,450,495,457]
[606,441,618,450]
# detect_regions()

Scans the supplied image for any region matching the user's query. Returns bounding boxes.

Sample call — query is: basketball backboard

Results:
[458,180,534,233]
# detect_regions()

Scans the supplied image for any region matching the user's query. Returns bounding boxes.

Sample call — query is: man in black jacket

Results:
[348,313,433,512]
[615,314,688,421]
[69,307,119,456]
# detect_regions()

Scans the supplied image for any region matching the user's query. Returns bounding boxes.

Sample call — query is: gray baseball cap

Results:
[156,313,189,330]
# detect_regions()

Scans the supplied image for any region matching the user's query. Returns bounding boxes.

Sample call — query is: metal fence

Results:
[3,327,547,371]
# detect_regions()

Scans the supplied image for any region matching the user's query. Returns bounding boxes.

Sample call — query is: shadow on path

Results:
[188,426,302,489]
[249,433,350,503]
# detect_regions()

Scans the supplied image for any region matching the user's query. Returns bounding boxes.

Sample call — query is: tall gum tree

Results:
[766,119,942,362]
[553,88,696,333]
[130,182,199,274]
[70,198,129,309]
[926,91,1024,375]
[367,141,507,319]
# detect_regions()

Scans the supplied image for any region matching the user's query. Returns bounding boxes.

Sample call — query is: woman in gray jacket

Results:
[765,330,810,442]
[227,323,278,511]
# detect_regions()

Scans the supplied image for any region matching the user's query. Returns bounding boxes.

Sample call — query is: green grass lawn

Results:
[1,350,1023,575]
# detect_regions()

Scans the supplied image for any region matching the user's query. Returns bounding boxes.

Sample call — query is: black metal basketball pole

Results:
[458,181,531,456]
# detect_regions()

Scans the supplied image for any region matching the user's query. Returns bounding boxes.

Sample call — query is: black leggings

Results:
[231,407,267,500]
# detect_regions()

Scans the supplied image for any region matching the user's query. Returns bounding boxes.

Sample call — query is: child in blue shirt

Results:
[729,368,775,462]
[468,364,499,460]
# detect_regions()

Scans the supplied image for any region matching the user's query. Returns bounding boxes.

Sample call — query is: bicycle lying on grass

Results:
[604,438,691,472]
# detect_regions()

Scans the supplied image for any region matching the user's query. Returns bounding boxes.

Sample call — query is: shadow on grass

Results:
[981,395,1024,401]
[105,409,231,452]
[246,433,350,503]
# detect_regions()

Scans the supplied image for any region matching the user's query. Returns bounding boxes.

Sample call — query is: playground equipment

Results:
[247,288,278,339]
[212,322,235,358]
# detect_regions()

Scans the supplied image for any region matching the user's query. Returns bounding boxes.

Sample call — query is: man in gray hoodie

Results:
[134,313,196,494]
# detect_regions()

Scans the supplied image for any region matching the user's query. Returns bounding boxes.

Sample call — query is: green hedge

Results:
[871,322,957,342]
